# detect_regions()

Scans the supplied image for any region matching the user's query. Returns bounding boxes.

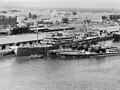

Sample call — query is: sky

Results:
[1,0,120,9]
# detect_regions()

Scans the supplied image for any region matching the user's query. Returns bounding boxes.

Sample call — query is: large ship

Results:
[11,44,58,56]
[10,31,75,56]
[48,45,120,58]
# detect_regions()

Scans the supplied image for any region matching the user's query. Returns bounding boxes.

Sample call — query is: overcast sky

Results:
[1,0,120,9]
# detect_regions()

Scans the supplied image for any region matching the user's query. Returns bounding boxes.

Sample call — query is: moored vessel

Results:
[10,43,58,56]
[48,45,120,58]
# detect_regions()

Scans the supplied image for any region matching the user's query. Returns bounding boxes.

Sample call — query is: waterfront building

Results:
[0,15,17,28]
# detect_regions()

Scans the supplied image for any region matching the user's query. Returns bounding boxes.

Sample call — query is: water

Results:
[0,40,120,90]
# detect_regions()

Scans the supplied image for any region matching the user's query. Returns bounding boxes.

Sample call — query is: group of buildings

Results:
[0,9,79,34]
[0,8,120,34]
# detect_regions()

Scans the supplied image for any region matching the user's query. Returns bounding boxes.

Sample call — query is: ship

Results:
[56,49,120,58]
[48,45,120,58]
[10,44,58,56]
[10,31,75,56]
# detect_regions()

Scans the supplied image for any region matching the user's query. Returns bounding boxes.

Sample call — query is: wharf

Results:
[92,26,120,33]
[0,33,46,45]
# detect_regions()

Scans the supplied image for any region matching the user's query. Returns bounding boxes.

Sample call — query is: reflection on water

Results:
[0,40,120,90]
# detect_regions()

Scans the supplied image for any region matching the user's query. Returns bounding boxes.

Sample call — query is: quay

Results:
[0,33,47,50]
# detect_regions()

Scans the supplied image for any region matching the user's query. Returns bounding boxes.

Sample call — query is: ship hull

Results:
[11,46,58,56]
[57,52,120,58]
[113,34,120,41]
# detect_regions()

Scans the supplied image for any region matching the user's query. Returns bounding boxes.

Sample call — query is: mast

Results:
[36,20,38,44]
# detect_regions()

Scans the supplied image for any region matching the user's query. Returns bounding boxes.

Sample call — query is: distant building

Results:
[28,12,37,19]
[62,18,69,23]
[73,12,77,15]
[102,14,120,22]
[32,15,37,19]
[43,20,53,25]
[50,10,58,17]
[0,15,17,28]
[29,12,32,18]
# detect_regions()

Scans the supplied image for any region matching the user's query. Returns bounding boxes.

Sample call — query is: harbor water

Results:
[0,40,120,90]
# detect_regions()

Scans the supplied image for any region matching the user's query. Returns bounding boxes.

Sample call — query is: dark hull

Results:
[57,52,120,58]
[15,46,58,56]
[98,35,113,41]
[113,34,120,41]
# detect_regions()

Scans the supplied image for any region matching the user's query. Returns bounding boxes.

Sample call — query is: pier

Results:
[0,33,46,50]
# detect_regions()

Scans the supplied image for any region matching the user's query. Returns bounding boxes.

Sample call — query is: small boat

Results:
[28,54,43,59]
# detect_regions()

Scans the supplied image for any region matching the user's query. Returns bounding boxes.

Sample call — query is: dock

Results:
[0,33,47,50]
[0,33,47,45]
